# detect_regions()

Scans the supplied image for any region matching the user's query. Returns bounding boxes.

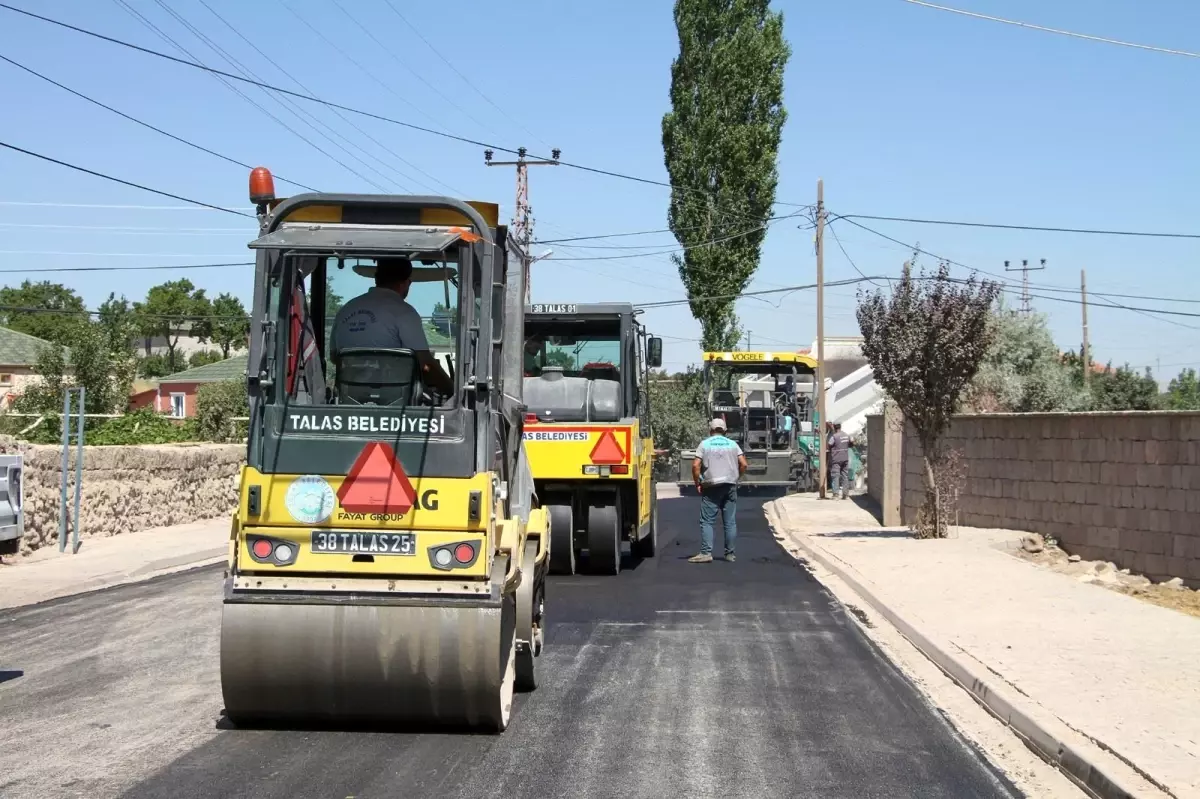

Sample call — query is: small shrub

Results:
[195,380,249,442]
[88,408,193,445]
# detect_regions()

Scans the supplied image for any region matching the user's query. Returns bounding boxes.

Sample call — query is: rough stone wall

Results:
[0,437,242,555]
[899,412,1200,585]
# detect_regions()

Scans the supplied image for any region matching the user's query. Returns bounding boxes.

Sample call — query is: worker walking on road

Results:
[828,422,852,500]
[689,418,748,563]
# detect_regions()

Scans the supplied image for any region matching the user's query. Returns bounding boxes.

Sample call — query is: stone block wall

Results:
[0,437,243,556]
[866,413,884,508]
[898,412,1200,585]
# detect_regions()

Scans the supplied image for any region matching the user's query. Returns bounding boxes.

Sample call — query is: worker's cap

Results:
[373,257,414,283]
[709,418,727,431]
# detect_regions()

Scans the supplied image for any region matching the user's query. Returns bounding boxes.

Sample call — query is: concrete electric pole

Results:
[485,147,560,304]
[1081,268,1090,387]
[816,178,827,499]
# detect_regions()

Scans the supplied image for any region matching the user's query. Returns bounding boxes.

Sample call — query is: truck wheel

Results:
[587,504,621,575]
[633,495,657,558]
[515,540,543,692]
[548,504,576,575]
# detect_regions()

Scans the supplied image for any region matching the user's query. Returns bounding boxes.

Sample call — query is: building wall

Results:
[897,412,1200,586]
[0,368,40,411]
[155,381,201,418]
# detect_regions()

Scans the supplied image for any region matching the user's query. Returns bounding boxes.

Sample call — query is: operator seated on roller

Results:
[329,256,454,398]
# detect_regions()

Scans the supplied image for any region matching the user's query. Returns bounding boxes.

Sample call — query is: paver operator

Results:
[689,418,748,564]
[329,256,454,397]
[828,421,851,500]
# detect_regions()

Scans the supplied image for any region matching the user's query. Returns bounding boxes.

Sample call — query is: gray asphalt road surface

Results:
[0,491,1022,799]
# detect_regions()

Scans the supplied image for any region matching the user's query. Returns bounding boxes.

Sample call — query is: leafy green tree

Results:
[0,280,88,346]
[648,367,709,478]
[857,262,1001,538]
[1164,367,1200,410]
[14,322,130,416]
[967,304,1089,412]
[195,379,249,442]
[97,293,137,357]
[189,350,226,368]
[661,0,790,349]
[1088,362,1161,411]
[134,279,211,367]
[208,292,250,358]
[137,353,181,379]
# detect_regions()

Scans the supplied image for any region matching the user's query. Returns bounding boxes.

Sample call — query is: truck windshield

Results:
[524,321,621,378]
[324,256,459,382]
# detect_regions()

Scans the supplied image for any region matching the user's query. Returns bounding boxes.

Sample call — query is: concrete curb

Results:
[765,499,1163,799]
[0,548,226,611]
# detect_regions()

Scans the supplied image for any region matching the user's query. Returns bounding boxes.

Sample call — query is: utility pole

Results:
[1004,258,1046,314]
[1080,268,1090,387]
[484,146,560,303]
[816,178,827,499]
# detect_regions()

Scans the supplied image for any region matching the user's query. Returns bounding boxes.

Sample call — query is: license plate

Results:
[310,530,416,556]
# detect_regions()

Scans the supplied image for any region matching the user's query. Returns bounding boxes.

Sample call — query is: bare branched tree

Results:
[856,261,1001,538]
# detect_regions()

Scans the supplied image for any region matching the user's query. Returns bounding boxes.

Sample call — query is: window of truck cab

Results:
[273,245,471,409]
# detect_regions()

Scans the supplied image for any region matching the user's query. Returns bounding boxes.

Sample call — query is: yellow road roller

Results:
[220,169,548,733]
[522,303,662,575]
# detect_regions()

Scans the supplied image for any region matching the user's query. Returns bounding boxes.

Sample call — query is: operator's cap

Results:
[710,418,727,431]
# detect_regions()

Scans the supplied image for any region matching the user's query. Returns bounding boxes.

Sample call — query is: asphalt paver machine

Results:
[677,350,821,492]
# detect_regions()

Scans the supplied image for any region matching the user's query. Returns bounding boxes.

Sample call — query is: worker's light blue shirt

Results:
[696,434,743,486]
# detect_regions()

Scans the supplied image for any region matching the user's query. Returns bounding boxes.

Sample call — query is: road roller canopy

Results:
[244,190,517,479]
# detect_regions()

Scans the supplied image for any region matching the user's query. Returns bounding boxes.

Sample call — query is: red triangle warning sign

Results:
[589,430,625,465]
[337,441,416,515]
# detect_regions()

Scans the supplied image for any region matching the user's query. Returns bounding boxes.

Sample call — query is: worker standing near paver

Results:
[689,418,747,563]
[828,422,852,500]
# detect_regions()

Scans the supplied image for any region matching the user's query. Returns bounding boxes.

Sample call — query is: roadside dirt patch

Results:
[1012,538,1200,620]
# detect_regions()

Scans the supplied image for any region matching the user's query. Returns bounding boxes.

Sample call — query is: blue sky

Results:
[1,0,1198,378]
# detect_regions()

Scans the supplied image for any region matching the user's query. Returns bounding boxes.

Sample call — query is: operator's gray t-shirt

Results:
[696,434,743,486]
[329,287,428,356]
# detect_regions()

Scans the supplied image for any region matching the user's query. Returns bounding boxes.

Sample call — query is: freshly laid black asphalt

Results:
[1,492,1022,799]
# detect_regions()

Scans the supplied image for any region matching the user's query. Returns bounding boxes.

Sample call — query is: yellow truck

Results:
[522,303,662,575]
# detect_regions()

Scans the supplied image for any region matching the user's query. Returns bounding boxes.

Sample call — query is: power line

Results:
[533,210,813,246]
[0,53,316,192]
[0,3,807,215]
[133,0,393,193]
[327,0,502,142]
[193,0,425,193]
[0,223,248,234]
[0,141,252,218]
[379,0,552,150]
[0,261,252,274]
[549,213,803,262]
[838,212,1200,241]
[0,201,243,210]
[277,0,463,196]
[836,216,1200,328]
[902,0,1200,60]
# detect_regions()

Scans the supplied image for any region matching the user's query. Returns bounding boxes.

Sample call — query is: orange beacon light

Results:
[249,166,275,205]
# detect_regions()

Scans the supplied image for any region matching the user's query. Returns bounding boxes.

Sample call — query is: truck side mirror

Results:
[647,336,663,368]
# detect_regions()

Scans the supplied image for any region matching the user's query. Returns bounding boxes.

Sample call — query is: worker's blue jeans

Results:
[699,483,738,556]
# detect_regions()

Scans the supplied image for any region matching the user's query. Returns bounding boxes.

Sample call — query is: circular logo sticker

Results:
[284,475,336,525]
